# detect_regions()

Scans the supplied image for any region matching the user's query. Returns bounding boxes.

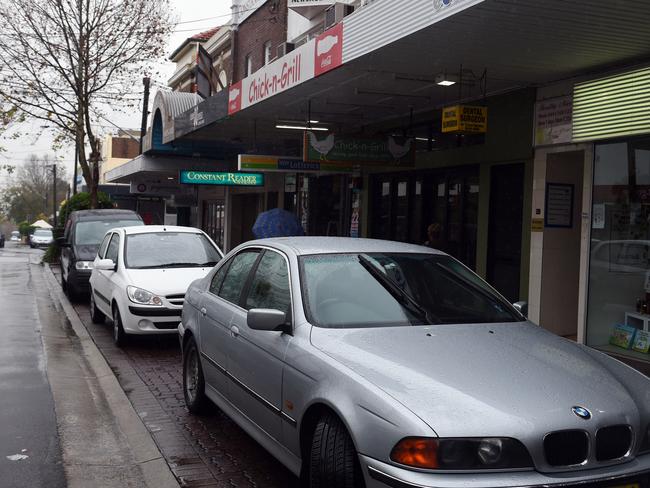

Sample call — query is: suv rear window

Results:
[75,219,143,245]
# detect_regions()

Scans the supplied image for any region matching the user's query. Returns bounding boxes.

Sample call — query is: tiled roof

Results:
[191,26,221,41]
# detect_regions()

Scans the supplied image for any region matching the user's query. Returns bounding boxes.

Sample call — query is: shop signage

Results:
[303,132,415,166]
[129,180,192,196]
[238,154,353,173]
[534,96,573,146]
[180,170,264,187]
[545,183,574,228]
[442,105,488,133]
[228,23,343,115]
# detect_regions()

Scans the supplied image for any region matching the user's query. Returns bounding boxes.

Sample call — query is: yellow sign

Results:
[531,218,544,232]
[442,105,488,133]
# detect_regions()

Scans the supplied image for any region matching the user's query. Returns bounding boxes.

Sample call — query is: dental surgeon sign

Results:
[180,170,264,187]
[229,23,343,115]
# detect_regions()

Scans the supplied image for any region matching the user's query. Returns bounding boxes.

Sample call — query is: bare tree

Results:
[0,0,174,207]
[1,154,68,223]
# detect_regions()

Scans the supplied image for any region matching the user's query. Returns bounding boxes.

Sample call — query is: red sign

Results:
[315,23,343,77]
[228,80,242,115]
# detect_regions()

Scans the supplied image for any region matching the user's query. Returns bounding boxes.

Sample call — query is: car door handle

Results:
[230,325,240,337]
[200,307,207,316]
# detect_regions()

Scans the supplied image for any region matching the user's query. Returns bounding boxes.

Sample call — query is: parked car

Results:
[29,228,54,248]
[180,237,650,488]
[10,230,20,242]
[89,225,223,346]
[58,209,144,300]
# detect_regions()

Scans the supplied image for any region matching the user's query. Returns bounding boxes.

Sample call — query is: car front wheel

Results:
[89,289,105,324]
[183,338,208,414]
[112,305,127,347]
[309,413,364,488]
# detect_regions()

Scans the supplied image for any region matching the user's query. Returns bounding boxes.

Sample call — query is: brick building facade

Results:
[232,0,288,83]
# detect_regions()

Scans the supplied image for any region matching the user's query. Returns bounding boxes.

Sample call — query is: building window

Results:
[263,41,273,65]
[244,54,252,77]
[586,137,650,359]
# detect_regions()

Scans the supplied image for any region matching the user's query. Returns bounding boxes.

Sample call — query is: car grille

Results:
[166,294,185,306]
[544,430,589,466]
[596,425,632,461]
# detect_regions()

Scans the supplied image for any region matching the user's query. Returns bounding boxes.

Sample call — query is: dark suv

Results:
[58,209,144,300]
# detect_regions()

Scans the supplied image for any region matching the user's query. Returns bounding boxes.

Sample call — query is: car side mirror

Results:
[56,237,70,248]
[513,301,528,318]
[95,258,116,272]
[247,309,288,332]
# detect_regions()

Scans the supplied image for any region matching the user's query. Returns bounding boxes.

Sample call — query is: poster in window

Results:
[545,183,574,228]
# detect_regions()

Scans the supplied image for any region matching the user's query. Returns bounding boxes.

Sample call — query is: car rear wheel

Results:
[309,413,364,488]
[89,289,105,324]
[183,338,208,414]
[112,305,127,347]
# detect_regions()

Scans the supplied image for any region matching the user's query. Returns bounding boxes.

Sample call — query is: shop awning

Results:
[105,154,232,183]
[172,0,650,151]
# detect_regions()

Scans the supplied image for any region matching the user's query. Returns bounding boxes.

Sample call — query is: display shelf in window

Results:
[625,312,650,332]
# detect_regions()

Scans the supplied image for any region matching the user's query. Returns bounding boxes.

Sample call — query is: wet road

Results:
[0,243,66,488]
[50,264,298,488]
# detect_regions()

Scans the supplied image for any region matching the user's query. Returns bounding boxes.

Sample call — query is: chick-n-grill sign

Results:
[442,105,488,133]
[228,23,343,115]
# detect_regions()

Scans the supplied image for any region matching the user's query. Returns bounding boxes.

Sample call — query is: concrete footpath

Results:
[1,245,178,488]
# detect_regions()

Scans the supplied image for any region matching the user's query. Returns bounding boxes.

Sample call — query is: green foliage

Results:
[42,243,60,264]
[18,221,35,236]
[59,191,112,226]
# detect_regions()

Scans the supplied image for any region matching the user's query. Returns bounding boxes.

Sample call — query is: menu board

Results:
[545,183,574,228]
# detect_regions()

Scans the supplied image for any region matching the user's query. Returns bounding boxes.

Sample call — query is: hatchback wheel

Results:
[112,306,127,347]
[89,289,105,324]
[309,413,364,488]
[183,338,208,414]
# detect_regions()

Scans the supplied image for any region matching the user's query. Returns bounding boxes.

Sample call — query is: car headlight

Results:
[127,286,163,306]
[390,437,533,470]
[75,261,94,270]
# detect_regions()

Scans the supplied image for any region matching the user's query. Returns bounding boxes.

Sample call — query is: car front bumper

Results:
[119,304,182,335]
[362,453,650,488]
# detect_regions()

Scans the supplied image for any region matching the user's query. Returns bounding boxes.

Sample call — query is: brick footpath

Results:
[50,266,298,488]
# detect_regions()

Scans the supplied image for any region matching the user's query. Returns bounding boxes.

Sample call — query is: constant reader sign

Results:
[180,170,264,187]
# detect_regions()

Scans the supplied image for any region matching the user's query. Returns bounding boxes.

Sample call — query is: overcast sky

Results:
[0,0,233,184]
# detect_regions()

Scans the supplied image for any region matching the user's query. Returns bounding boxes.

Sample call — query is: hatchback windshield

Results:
[125,232,222,269]
[34,229,52,237]
[300,253,521,328]
[75,219,143,245]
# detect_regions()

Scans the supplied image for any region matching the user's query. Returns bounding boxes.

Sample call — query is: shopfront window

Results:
[587,138,650,358]
[371,167,479,269]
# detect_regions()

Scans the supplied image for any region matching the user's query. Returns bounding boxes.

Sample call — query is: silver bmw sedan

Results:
[179,237,650,488]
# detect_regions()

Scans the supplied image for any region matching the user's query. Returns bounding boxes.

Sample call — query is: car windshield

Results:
[74,219,143,245]
[125,232,222,269]
[300,253,521,329]
[34,229,52,237]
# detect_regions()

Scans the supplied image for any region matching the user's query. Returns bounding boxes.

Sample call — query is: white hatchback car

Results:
[89,225,223,346]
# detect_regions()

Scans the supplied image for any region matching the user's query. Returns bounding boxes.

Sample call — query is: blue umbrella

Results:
[252,208,305,239]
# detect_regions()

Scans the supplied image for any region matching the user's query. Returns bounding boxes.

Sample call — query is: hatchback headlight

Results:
[75,261,94,270]
[127,286,163,306]
[390,437,533,470]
